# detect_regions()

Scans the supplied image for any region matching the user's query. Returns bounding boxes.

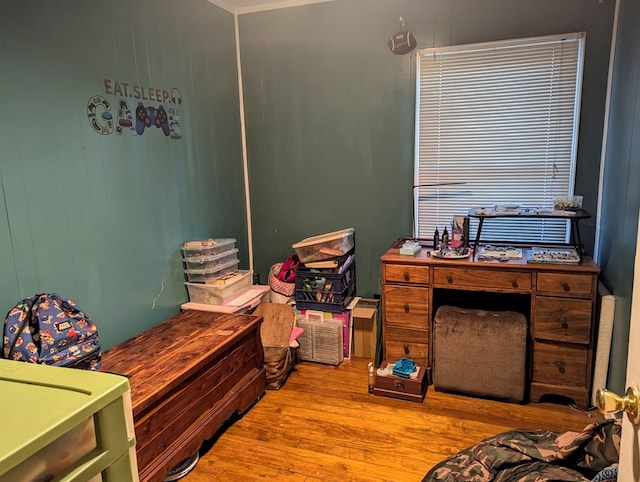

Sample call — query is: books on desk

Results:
[400,241,422,256]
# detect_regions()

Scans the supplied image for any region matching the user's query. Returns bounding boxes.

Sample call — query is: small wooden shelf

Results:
[467,207,592,262]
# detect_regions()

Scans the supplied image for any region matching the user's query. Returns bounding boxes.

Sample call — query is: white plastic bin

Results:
[292,228,355,264]
[185,270,253,304]
[181,238,236,258]
[182,248,239,271]
[184,258,240,283]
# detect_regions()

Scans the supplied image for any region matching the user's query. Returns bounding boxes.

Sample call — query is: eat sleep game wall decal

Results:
[87,78,183,139]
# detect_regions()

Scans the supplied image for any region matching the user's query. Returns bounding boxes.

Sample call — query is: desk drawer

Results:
[433,267,532,291]
[384,342,428,370]
[384,327,428,369]
[383,285,428,329]
[533,341,588,388]
[384,264,429,285]
[534,296,592,344]
[537,273,594,296]
[374,360,428,402]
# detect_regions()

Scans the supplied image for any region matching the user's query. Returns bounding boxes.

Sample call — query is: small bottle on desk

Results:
[433,227,440,249]
[368,362,375,394]
[442,227,449,248]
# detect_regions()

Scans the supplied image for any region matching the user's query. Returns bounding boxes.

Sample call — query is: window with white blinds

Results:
[414,33,585,244]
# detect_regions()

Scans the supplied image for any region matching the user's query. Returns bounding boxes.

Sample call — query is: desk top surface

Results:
[381,248,600,274]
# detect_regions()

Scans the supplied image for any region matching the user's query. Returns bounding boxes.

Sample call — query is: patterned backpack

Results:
[2,293,101,370]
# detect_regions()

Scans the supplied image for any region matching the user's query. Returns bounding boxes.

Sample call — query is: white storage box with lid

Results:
[181,238,236,258]
[182,285,270,314]
[184,258,240,283]
[292,228,355,264]
[186,270,253,305]
[182,248,239,271]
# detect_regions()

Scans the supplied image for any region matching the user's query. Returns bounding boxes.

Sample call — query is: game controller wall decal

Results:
[87,78,183,138]
[135,103,170,136]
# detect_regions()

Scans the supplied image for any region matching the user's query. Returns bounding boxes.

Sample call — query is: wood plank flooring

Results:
[184,358,601,482]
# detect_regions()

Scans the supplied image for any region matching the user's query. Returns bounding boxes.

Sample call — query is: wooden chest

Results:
[373,361,428,402]
[101,310,266,482]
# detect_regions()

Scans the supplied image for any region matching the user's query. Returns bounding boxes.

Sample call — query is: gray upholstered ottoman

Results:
[433,305,527,402]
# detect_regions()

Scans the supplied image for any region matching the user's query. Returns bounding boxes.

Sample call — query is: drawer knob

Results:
[562,281,570,292]
[404,344,410,354]
[556,361,566,374]
[395,380,405,390]
[447,274,453,284]
[404,272,410,281]
[404,303,410,313]
[561,318,569,329]
[511,279,519,288]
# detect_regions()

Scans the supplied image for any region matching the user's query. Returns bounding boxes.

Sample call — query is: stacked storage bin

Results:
[181,238,252,305]
[292,228,356,313]
[292,229,356,362]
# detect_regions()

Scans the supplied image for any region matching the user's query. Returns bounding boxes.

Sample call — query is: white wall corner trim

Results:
[207,0,335,15]
[594,0,620,263]
[206,0,236,14]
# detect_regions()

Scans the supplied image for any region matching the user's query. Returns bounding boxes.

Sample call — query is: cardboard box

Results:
[351,298,379,359]
[373,361,427,402]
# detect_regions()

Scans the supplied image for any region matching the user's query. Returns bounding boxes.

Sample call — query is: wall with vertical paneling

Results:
[597,0,640,393]
[1,1,632,393]
[0,0,246,349]
[238,0,616,299]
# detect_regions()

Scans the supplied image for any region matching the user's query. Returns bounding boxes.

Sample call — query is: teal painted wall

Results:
[0,0,632,395]
[0,0,246,350]
[239,0,616,298]
[598,0,640,393]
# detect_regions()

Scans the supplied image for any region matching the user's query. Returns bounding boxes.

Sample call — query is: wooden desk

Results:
[380,248,600,409]
[102,310,266,482]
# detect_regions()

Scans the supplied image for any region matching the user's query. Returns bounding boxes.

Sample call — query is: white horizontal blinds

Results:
[415,33,584,243]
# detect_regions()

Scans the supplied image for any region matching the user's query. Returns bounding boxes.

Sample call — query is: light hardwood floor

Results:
[185,358,601,482]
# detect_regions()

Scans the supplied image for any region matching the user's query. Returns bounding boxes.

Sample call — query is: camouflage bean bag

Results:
[423,418,620,481]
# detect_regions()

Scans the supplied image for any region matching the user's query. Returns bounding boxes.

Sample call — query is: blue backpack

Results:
[2,293,101,370]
